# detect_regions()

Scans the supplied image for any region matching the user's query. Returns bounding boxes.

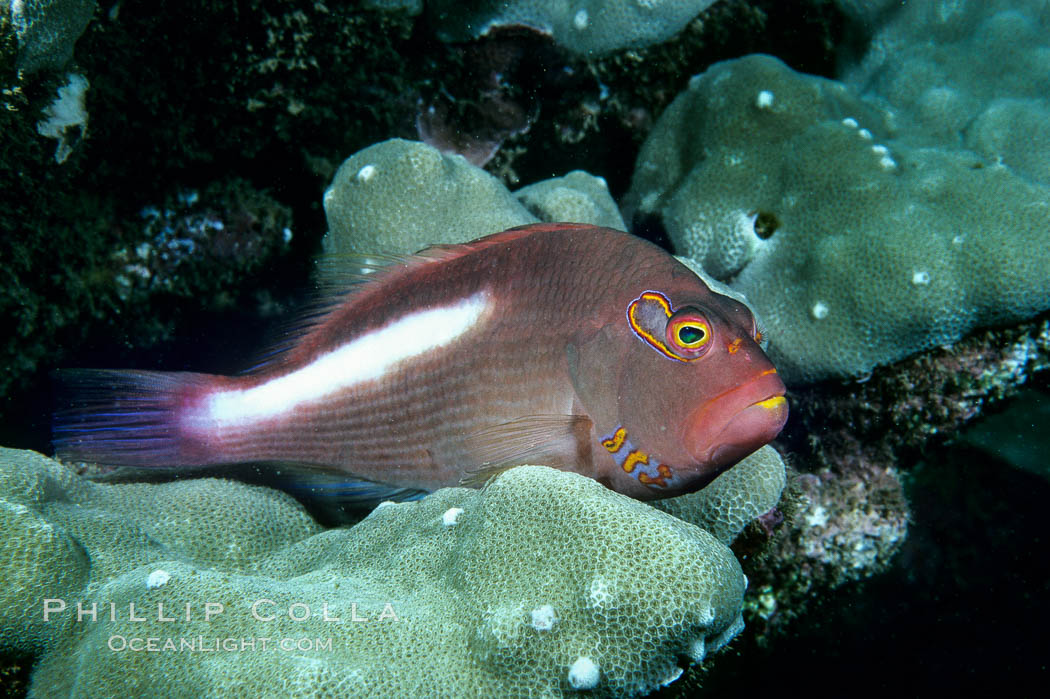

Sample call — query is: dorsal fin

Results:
[242,223,597,375]
[314,222,597,296]
[240,252,406,375]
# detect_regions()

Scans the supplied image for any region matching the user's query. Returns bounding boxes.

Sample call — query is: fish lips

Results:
[684,370,788,473]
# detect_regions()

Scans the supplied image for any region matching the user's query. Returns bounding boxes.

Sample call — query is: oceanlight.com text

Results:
[107,635,334,653]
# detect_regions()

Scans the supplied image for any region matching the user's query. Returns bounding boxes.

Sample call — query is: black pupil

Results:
[679,326,705,344]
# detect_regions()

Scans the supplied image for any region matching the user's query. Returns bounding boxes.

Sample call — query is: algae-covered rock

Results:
[10,0,96,73]
[625,53,1050,384]
[1,448,750,697]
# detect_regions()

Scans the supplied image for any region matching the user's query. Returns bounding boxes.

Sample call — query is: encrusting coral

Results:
[322,139,626,256]
[427,0,722,57]
[515,170,627,232]
[322,138,535,256]
[653,445,785,546]
[624,5,1050,384]
[0,448,770,698]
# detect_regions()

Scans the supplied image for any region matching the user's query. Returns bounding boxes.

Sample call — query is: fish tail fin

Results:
[52,369,224,469]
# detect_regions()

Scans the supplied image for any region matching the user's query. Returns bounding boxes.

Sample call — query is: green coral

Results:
[653,445,786,546]
[428,0,720,57]
[1,449,755,697]
[322,138,536,255]
[624,52,1050,383]
[515,170,626,231]
[0,453,89,655]
[322,139,629,255]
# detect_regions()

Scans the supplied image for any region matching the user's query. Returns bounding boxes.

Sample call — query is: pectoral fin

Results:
[460,414,594,487]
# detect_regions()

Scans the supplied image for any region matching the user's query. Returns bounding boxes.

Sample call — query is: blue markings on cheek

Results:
[599,425,677,489]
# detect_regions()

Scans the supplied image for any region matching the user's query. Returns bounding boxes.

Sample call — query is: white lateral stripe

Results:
[205,292,490,427]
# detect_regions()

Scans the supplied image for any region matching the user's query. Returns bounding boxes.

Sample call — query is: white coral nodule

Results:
[530,604,556,631]
[356,164,377,182]
[568,656,599,690]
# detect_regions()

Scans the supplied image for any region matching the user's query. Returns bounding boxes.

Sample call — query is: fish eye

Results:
[666,311,712,356]
[676,324,707,346]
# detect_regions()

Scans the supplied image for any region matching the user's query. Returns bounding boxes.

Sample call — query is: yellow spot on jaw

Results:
[621,450,649,474]
[753,396,787,411]
[727,338,743,354]
[602,427,627,453]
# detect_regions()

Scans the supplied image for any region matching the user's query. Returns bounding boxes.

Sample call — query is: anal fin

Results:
[262,462,428,504]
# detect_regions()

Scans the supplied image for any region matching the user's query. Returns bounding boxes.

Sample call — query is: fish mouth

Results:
[685,370,788,471]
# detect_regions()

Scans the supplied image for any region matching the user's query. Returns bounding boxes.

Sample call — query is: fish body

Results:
[54,223,787,500]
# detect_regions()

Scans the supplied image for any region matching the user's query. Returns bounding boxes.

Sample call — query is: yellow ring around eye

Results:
[671,320,709,348]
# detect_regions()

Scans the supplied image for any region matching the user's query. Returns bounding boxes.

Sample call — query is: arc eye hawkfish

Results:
[54,223,787,504]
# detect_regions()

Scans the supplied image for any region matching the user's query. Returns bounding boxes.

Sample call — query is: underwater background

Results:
[2,0,1048,696]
